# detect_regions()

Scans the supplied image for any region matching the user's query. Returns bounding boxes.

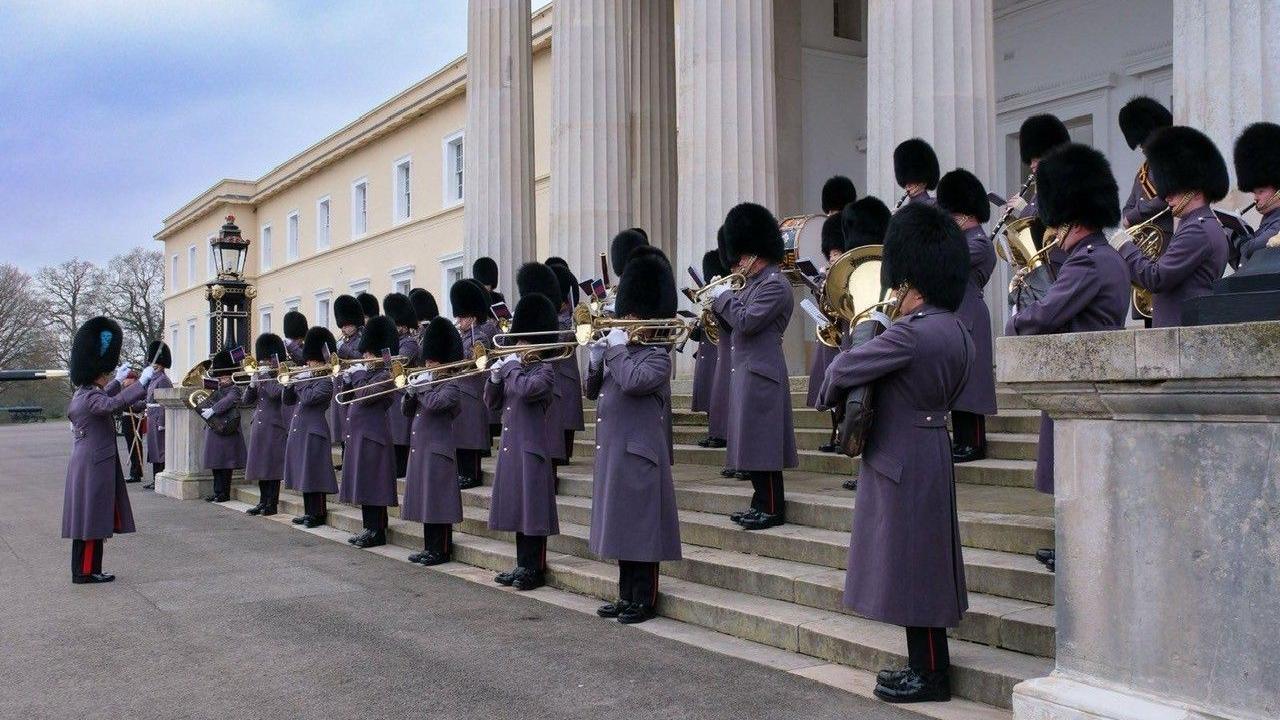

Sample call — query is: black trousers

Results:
[394,444,409,478]
[211,468,233,498]
[151,462,165,480]
[71,538,104,578]
[748,471,786,516]
[951,411,986,449]
[423,523,453,554]
[121,417,144,480]
[905,627,951,672]
[258,480,280,509]
[361,505,388,531]
[618,560,659,606]
[302,491,327,518]
[456,448,482,483]
[563,429,576,462]
[515,532,546,571]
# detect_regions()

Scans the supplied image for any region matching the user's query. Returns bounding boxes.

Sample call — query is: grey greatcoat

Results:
[1007,233,1130,493]
[243,378,286,482]
[400,381,463,524]
[953,225,998,415]
[690,337,717,413]
[585,345,681,562]
[711,264,798,472]
[62,380,147,540]
[338,367,398,507]
[709,317,732,440]
[1119,204,1229,328]
[485,360,559,536]
[456,320,498,450]
[386,333,421,448]
[818,306,973,628]
[328,327,362,441]
[282,374,338,494]
[282,341,304,429]
[202,385,246,470]
[1241,208,1280,265]
[551,310,585,449]
[143,369,172,464]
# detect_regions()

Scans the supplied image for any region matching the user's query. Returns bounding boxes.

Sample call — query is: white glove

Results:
[410,371,433,387]
[1108,228,1133,251]
[249,372,260,388]
[1005,196,1028,215]
[605,328,628,348]
[138,366,155,386]
[707,282,731,301]
[588,343,606,367]
[113,364,130,382]
[343,362,367,378]
[200,408,214,420]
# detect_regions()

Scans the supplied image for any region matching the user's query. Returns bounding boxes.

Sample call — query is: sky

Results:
[0,1,476,272]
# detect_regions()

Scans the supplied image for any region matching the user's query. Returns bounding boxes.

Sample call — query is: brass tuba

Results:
[1002,220,1061,309]
[813,245,898,347]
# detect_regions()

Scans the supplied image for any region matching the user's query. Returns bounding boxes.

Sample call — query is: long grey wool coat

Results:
[400,380,463,524]
[243,378,286,482]
[953,224,998,415]
[143,369,172,464]
[62,380,147,540]
[386,333,421,448]
[485,360,559,536]
[202,384,246,470]
[328,327,362,442]
[456,320,498,450]
[338,367,398,507]
[282,373,338,494]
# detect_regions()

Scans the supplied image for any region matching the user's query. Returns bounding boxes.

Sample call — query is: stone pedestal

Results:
[154,387,249,500]
[997,323,1280,720]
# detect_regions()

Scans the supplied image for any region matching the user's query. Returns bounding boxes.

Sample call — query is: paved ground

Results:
[0,422,914,720]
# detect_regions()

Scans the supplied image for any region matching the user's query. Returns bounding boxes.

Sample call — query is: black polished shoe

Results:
[72,573,116,585]
[494,569,517,586]
[302,514,326,528]
[729,508,756,523]
[1035,548,1054,567]
[408,550,428,564]
[141,482,154,490]
[873,668,950,703]
[738,511,785,531]
[951,444,985,464]
[352,530,386,549]
[260,505,277,517]
[292,515,308,525]
[511,568,545,591]
[842,476,859,491]
[203,494,219,502]
[733,471,751,481]
[698,437,726,448]
[458,474,481,490]
[818,442,838,453]
[617,602,656,624]
[126,476,142,484]
[876,667,909,685]
[418,550,450,566]
[347,529,370,545]
[245,502,264,516]
[719,468,736,478]
[597,600,632,618]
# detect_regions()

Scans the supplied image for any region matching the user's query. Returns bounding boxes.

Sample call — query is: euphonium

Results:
[1115,188,1183,319]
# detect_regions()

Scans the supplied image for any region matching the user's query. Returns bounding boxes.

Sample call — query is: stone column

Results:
[153,387,250,500]
[864,0,997,202]
[628,0,677,258]
[998,323,1280,720]
[464,0,537,299]
[1173,0,1280,202]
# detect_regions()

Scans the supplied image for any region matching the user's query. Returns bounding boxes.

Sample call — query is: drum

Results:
[778,214,827,267]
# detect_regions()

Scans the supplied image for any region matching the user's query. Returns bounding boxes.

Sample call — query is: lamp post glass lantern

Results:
[211,215,250,279]
[206,215,253,353]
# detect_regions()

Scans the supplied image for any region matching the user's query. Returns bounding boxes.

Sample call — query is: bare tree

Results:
[0,265,54,399]
[37,258,105,369]
[102,247,165,361]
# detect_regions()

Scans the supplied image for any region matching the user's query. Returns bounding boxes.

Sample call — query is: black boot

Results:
[245,502,265,516]
[698,437,726,448]
[719,467,736,478]
[302,514,326,529]
[352,529,386,549]
[511,567,545,591]
[292,515,308,525]
[348,529,371,545]
[737,511,784,530]
[617,602,656,624]
[842,476,859,491]
[1036,548,1055,572]
[597,600,632,618]
[458,474,481,490]
[494,569,517,586]
[951,444,985,463]
[873,668,950,703]
[417,549,450,566]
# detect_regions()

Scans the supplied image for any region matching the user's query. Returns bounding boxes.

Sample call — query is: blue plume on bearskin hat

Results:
[69,316,123,386]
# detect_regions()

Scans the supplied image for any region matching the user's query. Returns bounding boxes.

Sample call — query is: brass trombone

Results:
[402,354,491,387]
[277,358,341,387]
[571,303,692,346]
[331,356,412,404]
[474,340,579,368]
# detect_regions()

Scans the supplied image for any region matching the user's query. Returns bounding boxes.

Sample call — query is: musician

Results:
[330,294,364,455]
[356,291,380,322]
[401,317,465,566]
[409,287,440,338]
[472,256,506,306]
[282,310,308,364]
[549,263,585,465]
[485,294,560,591]
[706,203,798,530]
[383,292,421,478]
[610,228,650,279]
[822,175,857,215]
[242,333,288,516]
[710,227,739,479]
[1110,126,1230,328]
[936,169,997,463]
[1013,115,1072,268]
[139,340,172,490]
[451,279,498,490]
[893,138,940,207]
[1117,97,1175,324]
[283,327,339,529]
[517,262,573,475]
[841,196,891,251]
[587,251,681,625]
[63,316,153,583]
[816,203,973,705]
[1008,143,1130,572]
[339,315,399,549]
[808,214,851,454]
[693,248,728,448]
[201,348,246,503]
[1233,122,1280,265]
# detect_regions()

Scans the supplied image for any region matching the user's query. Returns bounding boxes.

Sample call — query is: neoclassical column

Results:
[1173,0,1280,199]
[463,0,536,299]
[628,0,677,258]
[864,0,997,202]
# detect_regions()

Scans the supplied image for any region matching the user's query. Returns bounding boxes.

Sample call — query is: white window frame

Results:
[351,177,368,238]
[186,319,197,368]
[314,289,333,329]
[392,155,412,223]
[206,235,217,280]
[348,278,371,296]
[439,251,465,317]
[389,264,415,296]
[260,224,273,270]
[315,196,331,251]
[286,211,300,261]
[259,304,274,334]
[187,245,197,286]
[283,295,301,314]
[441,130,464,207]
[170,254,179,291]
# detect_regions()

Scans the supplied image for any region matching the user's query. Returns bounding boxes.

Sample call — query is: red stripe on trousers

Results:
[928,628,936,671]
[82,540,94,575]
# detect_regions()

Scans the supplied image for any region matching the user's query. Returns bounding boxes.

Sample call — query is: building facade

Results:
[158,0,1276,375]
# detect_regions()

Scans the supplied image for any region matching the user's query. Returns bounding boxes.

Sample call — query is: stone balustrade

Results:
[153,387,250,500]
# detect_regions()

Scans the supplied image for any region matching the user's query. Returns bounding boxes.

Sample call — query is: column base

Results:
[1014,676,1226,720]
[154,470,246,500]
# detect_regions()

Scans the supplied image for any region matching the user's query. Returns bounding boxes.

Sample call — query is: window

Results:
[207,236,217,279]
[283,296,301,314]
[259,305,273,334]
[187,245,197,285]
[393,156,412,222]
[314,291,333,328]
[833,0,864,41]
[260,224,273,270]
[439,251,465,316]
[316,196,331,251]
[186,319,197,368]
[351,178,368,237]
[170,254,179,290]
[390,265,415,296]
[442,131,464,205]
[169,326,179,366]
[286,211,299,261]
[348,278,370,296]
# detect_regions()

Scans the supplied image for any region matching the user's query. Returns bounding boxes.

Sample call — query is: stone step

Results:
[234,485,1051,710]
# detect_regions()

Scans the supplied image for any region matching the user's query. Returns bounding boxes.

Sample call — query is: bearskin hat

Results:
[472,256,499,288]
[702,248,728,283]
[358,316,398,355]
[716,225,731,271]
[254,332,287,365]
[1234,122,1280,193]
[334,294,364,328]
[881,204,969,312]
[409,288,439,323]
[1019,114,1071,165]
[616,251,677,320]
[628,227,649,241]
[509,294,558,335]
[820,214,845,257]
[210,347,237,376]
[893,138,940,189]
[382,292,416,330]
[1035,143,1121,230]
[145,339,172,369]
[821,175,858,214]
[841,196,892,250]
[356,292,380,320]
[1118,96,1172,151]
[627,245,670,266]
[303,326,337,363]
[550,263,580,307]
[516,262,563,306]
[723,202,784,264]
[609,228,650,277]
[1145,126,1230,203]
[69,316,124,386]
[936,169,991,223]
[545,256,569,269]
[282,310,308,340]
[449,279,491,320]
[420,317,464,364]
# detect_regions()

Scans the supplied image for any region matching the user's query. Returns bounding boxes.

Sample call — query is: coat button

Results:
[596,445,601,450]
[926,416,932,421]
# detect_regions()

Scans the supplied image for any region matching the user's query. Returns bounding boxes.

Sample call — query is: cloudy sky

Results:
[0,1,481,272]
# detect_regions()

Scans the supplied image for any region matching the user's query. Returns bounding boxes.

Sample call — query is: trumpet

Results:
[277,358,340,387]
[571,303,691,346]
[687,273,746,307]
[474,340,579,368]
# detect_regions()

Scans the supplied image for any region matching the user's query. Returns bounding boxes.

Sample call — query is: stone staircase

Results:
[230,377,1052,717]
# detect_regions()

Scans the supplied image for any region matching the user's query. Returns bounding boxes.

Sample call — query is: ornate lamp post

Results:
[206,215,255,353]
